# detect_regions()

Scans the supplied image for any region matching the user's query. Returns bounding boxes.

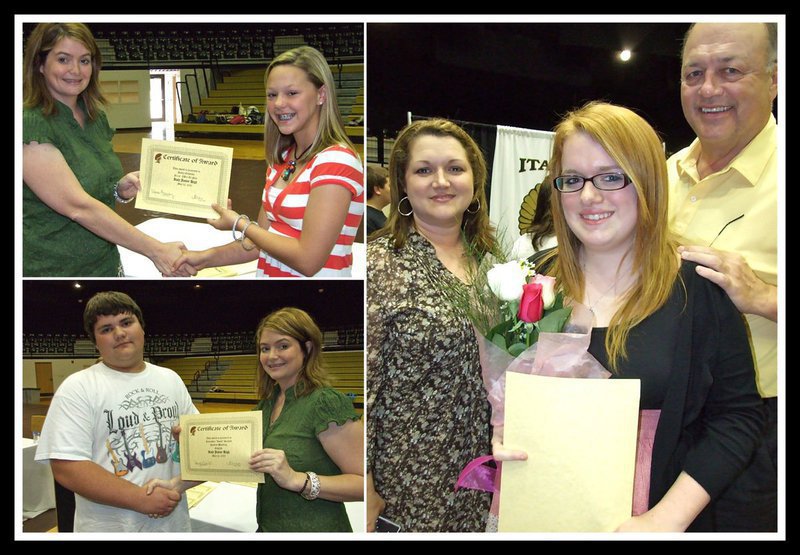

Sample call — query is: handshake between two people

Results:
[141,425,186,519]
[142,476,186,519]
[158,201,244,278]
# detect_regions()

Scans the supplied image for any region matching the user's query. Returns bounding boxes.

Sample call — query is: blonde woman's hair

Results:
[373,117,497,256]
[23,23,107,119]
[255,307,329,400]
[263,46,357,166]
[546,101,681,372]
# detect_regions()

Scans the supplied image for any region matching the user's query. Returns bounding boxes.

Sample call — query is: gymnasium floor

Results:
[112,125,267,161]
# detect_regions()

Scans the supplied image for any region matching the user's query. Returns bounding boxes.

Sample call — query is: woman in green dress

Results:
[249,307,364,532]
[22,23,187,277]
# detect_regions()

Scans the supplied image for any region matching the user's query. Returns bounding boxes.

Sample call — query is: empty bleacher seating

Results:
[158,348,363,412]
[23,325,362,360]
[322,351,364,411]
[67,23,362,67]
[23,326,363,412]
[160,355,259,403]
[73,338,97,357]
[25,23,364,148]
[173,63,364,151]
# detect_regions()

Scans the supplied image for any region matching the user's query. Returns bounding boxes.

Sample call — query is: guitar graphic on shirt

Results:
[167,420,181,463]
[152,413,169,464]
[139,422,156,468]
[169,420,180,463]
[120,428,142,471]
[105,439,128,477]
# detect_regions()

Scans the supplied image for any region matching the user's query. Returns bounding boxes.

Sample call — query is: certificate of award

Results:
[498,373,640,532]
[180,411,264,483]
[136,139,233,219]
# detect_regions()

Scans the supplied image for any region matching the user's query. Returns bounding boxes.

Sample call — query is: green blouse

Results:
[254,385,360,532]
[23,100,123,276]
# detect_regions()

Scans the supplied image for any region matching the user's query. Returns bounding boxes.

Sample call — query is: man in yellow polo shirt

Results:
[667,22,778,531]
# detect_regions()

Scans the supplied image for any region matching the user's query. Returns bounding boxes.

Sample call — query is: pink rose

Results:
[530,274,557,309]
[517,282,544,323]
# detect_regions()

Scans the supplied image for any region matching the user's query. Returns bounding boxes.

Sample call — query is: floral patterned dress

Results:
[367,231,492,532]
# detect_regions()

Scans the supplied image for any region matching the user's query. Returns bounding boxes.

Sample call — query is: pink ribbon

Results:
[632,409,660,516]
[454,455,500,494]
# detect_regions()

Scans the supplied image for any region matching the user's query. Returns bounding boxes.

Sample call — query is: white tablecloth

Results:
[119,217,365,279]
[119,218,257,278]
[22,438,56,519]
[189,481,364,533]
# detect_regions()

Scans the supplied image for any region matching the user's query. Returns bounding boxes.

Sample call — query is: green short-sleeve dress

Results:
[254,386,360,532]
[23,100,123,276]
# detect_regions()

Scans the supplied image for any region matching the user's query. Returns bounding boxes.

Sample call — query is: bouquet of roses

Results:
[473,259,610,442]
[453,255,610,530]
[484,259,571,356]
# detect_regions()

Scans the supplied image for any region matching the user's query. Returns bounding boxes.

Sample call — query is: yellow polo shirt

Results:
[667,115,778,398]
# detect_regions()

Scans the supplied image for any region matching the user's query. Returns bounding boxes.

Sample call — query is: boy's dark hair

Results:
[366,164,389,200]
[83,291,145,343]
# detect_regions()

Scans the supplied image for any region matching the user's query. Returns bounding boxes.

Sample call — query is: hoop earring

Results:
[398,196,414,217]
[466,199,481,214]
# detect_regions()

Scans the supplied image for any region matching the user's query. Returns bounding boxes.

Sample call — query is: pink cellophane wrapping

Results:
[479,303,610,446]
[455,303,612,528]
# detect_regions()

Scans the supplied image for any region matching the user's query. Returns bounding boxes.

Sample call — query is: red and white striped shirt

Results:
[257,144,364,277]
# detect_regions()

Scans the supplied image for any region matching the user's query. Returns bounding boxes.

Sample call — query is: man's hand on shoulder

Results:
[678,245,777,321]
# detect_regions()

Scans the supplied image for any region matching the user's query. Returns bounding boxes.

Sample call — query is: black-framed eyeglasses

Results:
[553,173,632,193]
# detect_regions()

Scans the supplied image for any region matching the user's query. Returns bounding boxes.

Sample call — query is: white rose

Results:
[531,274,557,309]
[487,260,529,302]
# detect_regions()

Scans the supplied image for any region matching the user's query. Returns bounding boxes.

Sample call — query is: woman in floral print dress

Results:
[366,118,497,532]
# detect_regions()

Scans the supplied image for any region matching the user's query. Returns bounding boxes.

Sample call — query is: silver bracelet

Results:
[240,220,259,251]
[232,214,250,241]
[298,474,310,494]
[113,180,134,203]
[300,471,320,500]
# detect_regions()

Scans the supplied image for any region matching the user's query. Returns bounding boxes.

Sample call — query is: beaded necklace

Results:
[280,143,313,182]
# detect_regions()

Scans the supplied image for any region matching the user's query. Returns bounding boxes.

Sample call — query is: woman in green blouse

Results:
[250,307,364,532]
[22,23,188,277]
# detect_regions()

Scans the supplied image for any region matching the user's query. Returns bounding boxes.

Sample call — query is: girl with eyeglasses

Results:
[495,101,771,532]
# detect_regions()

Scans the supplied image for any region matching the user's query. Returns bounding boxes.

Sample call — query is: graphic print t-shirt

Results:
[35,361,199,532]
